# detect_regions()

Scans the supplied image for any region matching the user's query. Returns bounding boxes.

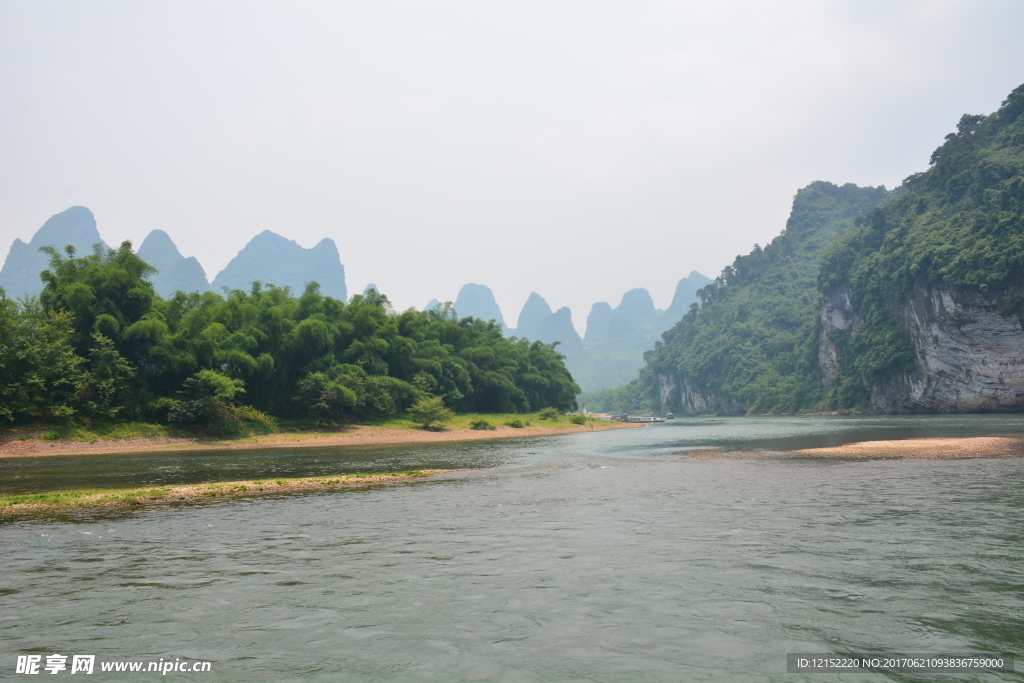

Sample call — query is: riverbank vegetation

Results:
[595,83,1024,415]
[0,248,579,435]
[816,84,1024,407]
[1,410,601,444]
[0,412,619,459]
[583,181,890,414]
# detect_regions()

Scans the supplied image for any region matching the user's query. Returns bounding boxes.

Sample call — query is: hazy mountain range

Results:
[430,273,712,391]
[0,207,346,301]
[0,206,109,298]
[1,205,707,391]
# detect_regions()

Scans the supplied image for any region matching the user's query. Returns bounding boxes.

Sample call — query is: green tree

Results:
[295,371,358,425]
[0,302,88,422]
[409,395,454,431]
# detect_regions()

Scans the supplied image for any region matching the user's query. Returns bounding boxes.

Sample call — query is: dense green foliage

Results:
[0,245,579,429]
[818,84,1024,406]
[633,181,888,414]
[616,83,1024,415]
[578,381,656,415]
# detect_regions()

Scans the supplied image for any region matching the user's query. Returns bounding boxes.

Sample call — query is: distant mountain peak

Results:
[138,229,210,297]
[138,230,184,268]
[454,283,506,328]
[0,206,109,298]
[211,231,347,300]
[515,292,553,339]
[665,271,714,318]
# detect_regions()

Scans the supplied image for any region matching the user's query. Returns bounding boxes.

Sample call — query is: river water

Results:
[2,415,1023,681]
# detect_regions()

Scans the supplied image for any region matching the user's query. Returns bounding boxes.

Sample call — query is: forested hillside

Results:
[818,83,1024,409]
[588,181,889,414]
[599,83,1024,415]
[647,181,889,413]
[0,244,578,430]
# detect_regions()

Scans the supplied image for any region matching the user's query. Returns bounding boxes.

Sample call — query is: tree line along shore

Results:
[0,243,584,438]
[0,412,635,458]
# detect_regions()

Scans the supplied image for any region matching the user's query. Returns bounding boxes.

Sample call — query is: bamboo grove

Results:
[0,245,579,431]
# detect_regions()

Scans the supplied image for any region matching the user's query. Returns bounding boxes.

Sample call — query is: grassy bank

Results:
[3,412,595,443]
[0,470,446,518]
[0,413,632,458]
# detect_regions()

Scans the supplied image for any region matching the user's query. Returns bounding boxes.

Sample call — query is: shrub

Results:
[538,408,561,421]
[409,396,454,431]
[208,405,277,437]
[568,415,587,425]
[504,419,525,428]
[469,419,496,431]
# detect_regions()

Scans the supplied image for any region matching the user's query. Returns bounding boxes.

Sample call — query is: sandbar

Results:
[792,436,1022,459]
[0,470,455,517]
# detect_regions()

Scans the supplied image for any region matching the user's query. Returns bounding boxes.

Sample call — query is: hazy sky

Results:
[2,1,1023,334]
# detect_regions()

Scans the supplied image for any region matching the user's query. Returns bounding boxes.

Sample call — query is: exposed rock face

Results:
[657,372,744,415]
[817,285,859,388]
[820,285,1024,412]
[0,206,108,298]
[211,231,347,300]
[137,229,210,297]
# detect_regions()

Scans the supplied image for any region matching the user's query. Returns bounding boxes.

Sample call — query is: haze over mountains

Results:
[137,229,210,298]
[583,83,1024,416]
[433,274,712,390]
[0,209,348,302]
[1,206,707,392]
[211,231,347,301]
[0,206,109,298]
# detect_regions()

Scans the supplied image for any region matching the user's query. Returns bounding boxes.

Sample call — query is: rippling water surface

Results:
[2,416,1023,681]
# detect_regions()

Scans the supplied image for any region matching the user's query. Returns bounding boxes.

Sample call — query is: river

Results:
[2,415,1022,681]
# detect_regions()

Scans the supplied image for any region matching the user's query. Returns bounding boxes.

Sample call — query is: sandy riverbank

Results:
[0,420,638,458]
[678,436,1024,460]
[0,470,455,517]
[792,436,1023,458]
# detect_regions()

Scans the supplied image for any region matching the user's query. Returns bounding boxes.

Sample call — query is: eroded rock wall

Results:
[820,285,1024,412]
[657,372,745,415]
[818,285,860,388]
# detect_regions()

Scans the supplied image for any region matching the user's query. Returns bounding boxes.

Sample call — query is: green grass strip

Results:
[0,470,436,516]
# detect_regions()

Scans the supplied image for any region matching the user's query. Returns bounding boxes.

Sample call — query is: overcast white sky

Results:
[2,0,1023,333]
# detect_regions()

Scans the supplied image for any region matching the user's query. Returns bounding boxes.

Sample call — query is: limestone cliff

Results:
[820,285,1024,412]
[657,372,744,415]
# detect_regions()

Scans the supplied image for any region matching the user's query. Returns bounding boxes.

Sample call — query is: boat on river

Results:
[616,413,665,423]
